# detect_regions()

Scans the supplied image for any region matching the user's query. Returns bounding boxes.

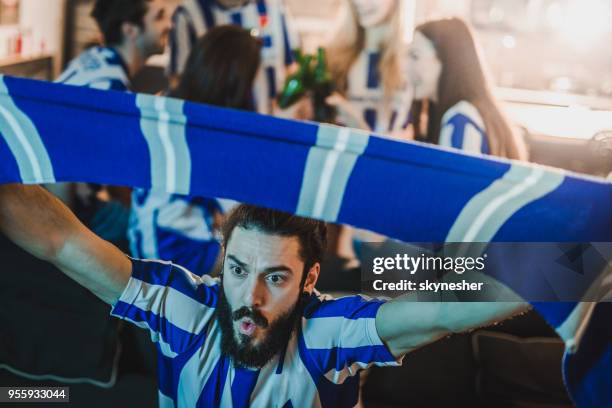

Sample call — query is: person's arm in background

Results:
[0,184,131,304]
[325,93,371,130]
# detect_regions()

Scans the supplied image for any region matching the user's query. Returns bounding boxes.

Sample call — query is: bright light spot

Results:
[550,76,573,92]
[502,35,516,49]
[546,0,611,50]
[545,3,564,29]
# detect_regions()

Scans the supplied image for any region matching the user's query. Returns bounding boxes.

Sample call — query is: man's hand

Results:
[0,184,131,304]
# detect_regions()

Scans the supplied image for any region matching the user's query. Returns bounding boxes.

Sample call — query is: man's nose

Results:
[243,276,265,309]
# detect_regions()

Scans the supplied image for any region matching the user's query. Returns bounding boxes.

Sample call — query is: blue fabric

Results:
[230,367,260,408]
[157,331,208,401]
[56,46,130,92]
[129,190,227,276]
[198,355,231,407]
[1,76,611,407]
[366,52,380,89]
[130,256,218,307]
[447,112,490,154]
[155,226,221,275]
[1,76,610,242]
[112,300,196,353]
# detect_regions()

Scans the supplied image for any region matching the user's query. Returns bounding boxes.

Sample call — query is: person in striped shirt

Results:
[167,0,298,114]
[58,0,171,92]
[407,18,528,160]
[326,0,412,137]
[0,184,529,407]
[54,0,172,242]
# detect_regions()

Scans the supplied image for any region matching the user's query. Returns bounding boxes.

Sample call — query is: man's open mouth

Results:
[239,318,257,336]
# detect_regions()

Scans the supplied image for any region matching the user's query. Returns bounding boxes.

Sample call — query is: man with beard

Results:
[58,0,171,92]
[0,185,528,407]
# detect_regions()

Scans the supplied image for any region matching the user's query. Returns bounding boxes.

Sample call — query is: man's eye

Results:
[266,274,286,285]
[231,265,245,276]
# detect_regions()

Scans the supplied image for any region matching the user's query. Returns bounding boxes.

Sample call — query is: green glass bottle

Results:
[312,47,336,123]
[277,50,312,109]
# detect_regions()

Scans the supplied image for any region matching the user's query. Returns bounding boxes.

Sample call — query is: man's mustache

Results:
[232,306,269,328]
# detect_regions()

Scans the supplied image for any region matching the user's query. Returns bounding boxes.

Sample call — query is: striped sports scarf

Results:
[0,75,610,407]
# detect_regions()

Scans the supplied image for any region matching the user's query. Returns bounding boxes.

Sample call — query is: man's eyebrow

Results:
[227,255,247,269]
[226,255,294,275]
[262,265,294,275]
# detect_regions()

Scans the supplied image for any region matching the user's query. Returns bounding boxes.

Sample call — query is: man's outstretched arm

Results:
[375,267,531,358]
[376,298,529,358]
[0,184,131,304]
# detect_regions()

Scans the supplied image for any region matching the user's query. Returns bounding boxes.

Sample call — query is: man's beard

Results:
[216,283,308,369]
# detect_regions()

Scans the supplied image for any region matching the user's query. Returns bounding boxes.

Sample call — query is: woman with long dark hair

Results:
[129,25,262,276]
[171,25,262,109]
[408,18,527,160]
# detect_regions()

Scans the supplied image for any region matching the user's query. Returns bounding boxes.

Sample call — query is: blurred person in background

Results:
[407,17,527,160]
[326,0,412,137]
[167,0,298,114]
[130,25,262,276]
[55,0,171,242]
[58,0,170,91]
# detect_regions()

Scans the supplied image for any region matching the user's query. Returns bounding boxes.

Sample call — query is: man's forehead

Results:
[226,227,303,266]
[146,0,166,14]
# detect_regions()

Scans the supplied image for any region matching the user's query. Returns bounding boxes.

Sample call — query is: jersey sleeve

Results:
[439,101,490,155]
[301,295,401,384]
[110,258,218,356]
[167,7,198,77]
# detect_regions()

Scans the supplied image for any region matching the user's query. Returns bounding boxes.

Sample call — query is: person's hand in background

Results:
[272,93,314,121]
[325,93,370,130]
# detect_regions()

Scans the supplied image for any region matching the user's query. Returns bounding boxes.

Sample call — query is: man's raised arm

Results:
[0,184,131,305]
[375,270,531,358]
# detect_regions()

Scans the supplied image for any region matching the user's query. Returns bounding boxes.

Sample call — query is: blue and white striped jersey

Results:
[111,258,400,408]
[345,49,412,134]
[128,190,236,275]
[439,101,490,155]
[56,46,130,91]
[168,0,297,114]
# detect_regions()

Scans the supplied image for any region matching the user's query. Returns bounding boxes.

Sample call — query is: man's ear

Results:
[303,263,320,294]
[121,21,141,43]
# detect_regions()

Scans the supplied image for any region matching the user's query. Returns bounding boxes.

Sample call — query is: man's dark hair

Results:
[171,25,262,110]
[222,205,328,279]
[91,0,151,46]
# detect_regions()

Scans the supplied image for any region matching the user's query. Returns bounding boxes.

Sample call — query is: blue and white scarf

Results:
[0,75,610,407]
